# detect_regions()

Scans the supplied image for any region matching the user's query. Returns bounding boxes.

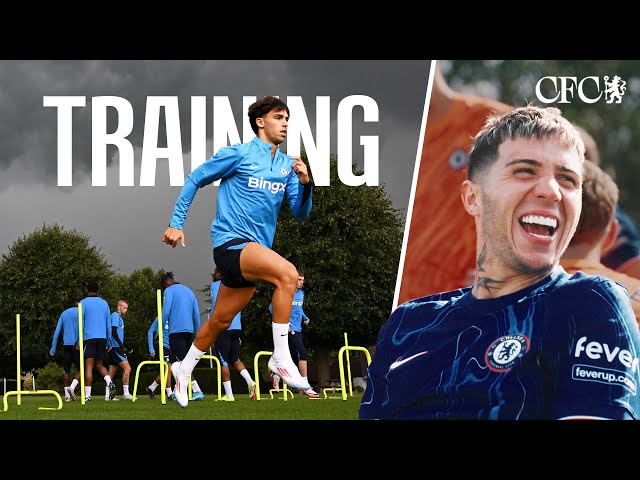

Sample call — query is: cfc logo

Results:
[535,75,627,104]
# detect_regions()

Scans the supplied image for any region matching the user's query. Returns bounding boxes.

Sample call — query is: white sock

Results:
[104,375,112,385]
[223,380,233,398]
[166,388,173,397]
[191,380,202,393]
[70,379,79,391]
[123,385,130,395]
[180,344,206,375]
[64,386,70,399]
[272,323,290,359]
[239,369,253,385]
[149,381,158,391]
[85,386,91,398]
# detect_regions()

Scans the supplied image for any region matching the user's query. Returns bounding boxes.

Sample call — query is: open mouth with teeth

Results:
[519,215,558,237]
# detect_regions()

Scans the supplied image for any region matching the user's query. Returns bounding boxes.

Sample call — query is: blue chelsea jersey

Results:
[360,268,640,420]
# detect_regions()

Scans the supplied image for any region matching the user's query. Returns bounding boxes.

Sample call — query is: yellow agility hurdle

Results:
[198,355,222,400]
[3,314,62,412]
[132,290,169,404]
[253,351,292,401]
[322,333,372,401]
[132,290,222,403]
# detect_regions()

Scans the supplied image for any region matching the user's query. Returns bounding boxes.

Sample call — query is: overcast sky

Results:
[0,60,432,312]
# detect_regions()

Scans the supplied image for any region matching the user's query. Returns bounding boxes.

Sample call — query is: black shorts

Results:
[63,345,81,373]
[84,338,107,360]
[154,343,171,364]
[213,238,256,288]
[215,329,242,365]
[169,332,193,363]
[288,331,308,362]
[107,348,128,366]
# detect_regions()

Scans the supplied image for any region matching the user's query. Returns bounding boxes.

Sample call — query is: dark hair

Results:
[572,160,618,241]
[68,295,82,309]
[160,271,175,287]
[213,267,223,282]
[85,280,100,293]
[468,105,585,181]
[248,96,289,135]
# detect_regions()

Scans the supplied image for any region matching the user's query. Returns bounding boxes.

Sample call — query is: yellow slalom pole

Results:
[78,303,85,405]
[344,332,353,397]
[157,289,166,404]
[16,314,21,405]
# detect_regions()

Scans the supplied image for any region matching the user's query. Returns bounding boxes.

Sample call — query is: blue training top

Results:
[211,279,241,331]
[79,295,111,341]
[148,317,170,353]
[108,312,125,348]
[359,268,640,420]
[50,306,79,353]
[162,283,201,336]
[269,289,309,332]
[169,136,313,249]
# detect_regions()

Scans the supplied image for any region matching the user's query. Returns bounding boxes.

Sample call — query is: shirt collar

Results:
[252,136,279,154]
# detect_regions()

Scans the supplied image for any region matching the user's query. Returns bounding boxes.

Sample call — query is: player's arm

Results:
[193,298,201,332]
[162,290,174,330]
[148,318,157,355]
[552,279,640,420]
[50,317,63,355]
[163,145,243,248]
[111,326,124,349]
[286,156,313,220]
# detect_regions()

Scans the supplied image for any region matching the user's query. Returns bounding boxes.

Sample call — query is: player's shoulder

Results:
[393,287,470,318]
[554,269,630,306]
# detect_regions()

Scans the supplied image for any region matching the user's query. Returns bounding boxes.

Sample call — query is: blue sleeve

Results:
[268,303,273,314]
[169,145,244,230]
[105,304,111,340]
[162,289,173,330]
[50,317,63,354]
[193,298,201,332]
[210,281,220,308]
[550,279,640,420]
[148,318,157,354]
[301,291,309,321]
[285,169,312,220]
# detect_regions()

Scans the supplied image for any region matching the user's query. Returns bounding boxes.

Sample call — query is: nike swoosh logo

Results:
[280,333,287,336]
[250,165,260,169]
[389,351,429,371]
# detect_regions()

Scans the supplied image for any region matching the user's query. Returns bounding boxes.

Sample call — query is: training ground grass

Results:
[0,391,363,420]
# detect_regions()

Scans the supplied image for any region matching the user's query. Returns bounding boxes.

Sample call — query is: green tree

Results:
[212,155,404,385]
[0,223,113,375]
[104,267,167,369]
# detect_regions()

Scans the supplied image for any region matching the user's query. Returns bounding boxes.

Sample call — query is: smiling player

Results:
[360,106,640,420]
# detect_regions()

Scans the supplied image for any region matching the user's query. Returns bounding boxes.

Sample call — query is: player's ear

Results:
[602,217,620,254]
[256,117,264,129]
[461,179,481,217]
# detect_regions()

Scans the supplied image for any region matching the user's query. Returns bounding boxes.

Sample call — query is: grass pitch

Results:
[0,391,363,421]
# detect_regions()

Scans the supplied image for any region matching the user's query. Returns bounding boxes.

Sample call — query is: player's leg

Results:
[239,243,310,390]
[120,358,132,399]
